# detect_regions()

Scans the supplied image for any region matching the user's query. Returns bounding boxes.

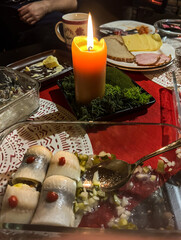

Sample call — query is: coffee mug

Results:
[55,12,88,49]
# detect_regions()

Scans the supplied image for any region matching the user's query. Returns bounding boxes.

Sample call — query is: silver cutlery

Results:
[99,26,138,35]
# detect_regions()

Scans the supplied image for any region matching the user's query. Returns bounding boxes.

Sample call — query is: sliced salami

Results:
[135,53,160,66]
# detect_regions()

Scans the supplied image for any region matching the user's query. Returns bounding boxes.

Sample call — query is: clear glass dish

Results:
[0,121,181,237]
[0,67,40,131]
[172,71,181,129]
[154,19,181,38]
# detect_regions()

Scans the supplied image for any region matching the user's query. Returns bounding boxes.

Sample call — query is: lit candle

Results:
[71,13,107,104]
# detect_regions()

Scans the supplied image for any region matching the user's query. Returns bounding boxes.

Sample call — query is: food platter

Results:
[154,19,181,37]
[107,43,175,72]
[99,20,155,35]
[1,122,181,232]
[7,49,72,86]
[99,20,175,72]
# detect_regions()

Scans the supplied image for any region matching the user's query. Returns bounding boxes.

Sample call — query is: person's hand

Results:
[18,1,49,25]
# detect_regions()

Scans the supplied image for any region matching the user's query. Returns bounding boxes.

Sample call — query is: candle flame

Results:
[87,13,94,50]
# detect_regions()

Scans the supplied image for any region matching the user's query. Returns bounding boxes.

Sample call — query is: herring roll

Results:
[12,145,52,185]
[46,151,80,181]
[0,184,39,224]
[31,175,76,227]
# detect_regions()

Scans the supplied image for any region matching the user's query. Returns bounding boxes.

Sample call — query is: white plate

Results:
[0,99,93,196]
[107,43,175,72]
[100,20,155,34]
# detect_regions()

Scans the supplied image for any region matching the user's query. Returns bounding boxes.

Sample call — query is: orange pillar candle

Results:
[71,13,107,104]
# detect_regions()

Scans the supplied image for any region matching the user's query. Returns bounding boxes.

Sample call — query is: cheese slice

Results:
[122,34,162,52]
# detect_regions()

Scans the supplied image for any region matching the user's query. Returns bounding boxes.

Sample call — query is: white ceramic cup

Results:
[55,12,88,49]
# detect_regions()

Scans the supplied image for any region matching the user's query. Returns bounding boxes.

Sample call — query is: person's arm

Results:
[43,0,77,13]
[18,0,77,25]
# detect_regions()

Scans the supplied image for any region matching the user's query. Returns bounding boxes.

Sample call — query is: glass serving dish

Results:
[172,71,181,129]
[0,67,40,131]
[0,121,181,239]
[154,19,181,38]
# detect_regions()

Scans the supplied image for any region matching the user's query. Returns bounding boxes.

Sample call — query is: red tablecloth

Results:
[40,71,176,126]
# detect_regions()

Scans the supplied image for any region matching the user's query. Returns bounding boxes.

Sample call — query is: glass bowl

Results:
[154,19,181,38]
[0,121,181,236]
[0,67,40,132]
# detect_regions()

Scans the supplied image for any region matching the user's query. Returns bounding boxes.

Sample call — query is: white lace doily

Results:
[144,38,181,90]
[0,99,93,195]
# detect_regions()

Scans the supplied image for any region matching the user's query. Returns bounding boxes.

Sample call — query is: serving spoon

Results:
[81,138,181,192]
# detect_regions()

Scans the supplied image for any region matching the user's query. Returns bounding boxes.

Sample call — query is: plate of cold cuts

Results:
[107,43,175,72]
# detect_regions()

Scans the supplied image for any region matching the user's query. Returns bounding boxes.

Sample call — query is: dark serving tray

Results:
[7,49,73,86]
[57,67,156,121]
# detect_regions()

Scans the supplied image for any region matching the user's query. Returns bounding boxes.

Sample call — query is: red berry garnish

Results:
[46,191,58,202]
[58,157,65,166]
[26,156,35,164]
[8,195,18,208]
